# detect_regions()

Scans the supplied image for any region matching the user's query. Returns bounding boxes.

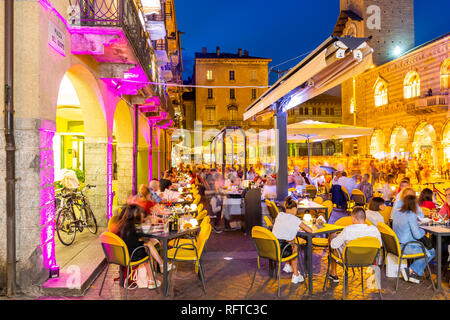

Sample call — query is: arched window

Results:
[441,59,450,90]
[228,105,238,121]
[374,79,388,106]
[404,71,421,99]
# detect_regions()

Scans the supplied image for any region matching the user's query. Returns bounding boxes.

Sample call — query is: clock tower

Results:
[334,0,415,65]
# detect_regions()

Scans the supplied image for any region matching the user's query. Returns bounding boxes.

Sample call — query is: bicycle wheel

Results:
[84,205,98,234]
[56,208,77,246]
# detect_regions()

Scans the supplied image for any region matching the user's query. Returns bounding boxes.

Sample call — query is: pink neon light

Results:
[48,42,66,57]
[106,137,113,220]
[39,119,58,273]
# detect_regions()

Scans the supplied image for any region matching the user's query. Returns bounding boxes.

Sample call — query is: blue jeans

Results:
[401,243,435,276]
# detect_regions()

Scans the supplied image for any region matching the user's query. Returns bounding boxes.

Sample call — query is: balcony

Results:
[405,94,449,115]
[68,0,152,86]
[219,120,242,127]
[145,13,166,40]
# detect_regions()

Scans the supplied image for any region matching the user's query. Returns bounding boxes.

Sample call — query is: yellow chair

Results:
[264,216,273,228]
[313,197,324,205]
[312,215,353,248]
[99,232,159,299]
[193,194,201,205]
[351,189,367,207]
[249,226,305,297]
[377,222,436,292]
[321,200,334,221]
[167,222,212,294]
[169,216,211,248]
[380,206,393,224]
[305,185,317,199]
[323,236,382,299]
[265,200,279,221]
[421,207,432,218]
[196,209,208,222]
[196,203,204,215]
[341,186,351,209]
[107,214,120,234]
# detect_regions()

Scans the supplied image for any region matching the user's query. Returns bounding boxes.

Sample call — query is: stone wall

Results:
[84,137,109,228]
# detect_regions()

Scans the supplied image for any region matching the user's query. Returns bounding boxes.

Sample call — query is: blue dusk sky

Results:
[175,0,450,85]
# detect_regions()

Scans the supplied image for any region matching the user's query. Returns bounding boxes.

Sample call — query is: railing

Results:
[154,39,168,51]
[68,0,152,80]
[146,12,165,21]
[405,94,448,115]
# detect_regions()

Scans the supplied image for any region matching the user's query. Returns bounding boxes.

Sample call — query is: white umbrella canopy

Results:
[287,120,373,141]
[286,120,374,175]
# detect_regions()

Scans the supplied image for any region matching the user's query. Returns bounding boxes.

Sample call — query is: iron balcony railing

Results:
[68,0,152,80]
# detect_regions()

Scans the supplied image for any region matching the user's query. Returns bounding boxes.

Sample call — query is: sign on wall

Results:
[48,20,65,56]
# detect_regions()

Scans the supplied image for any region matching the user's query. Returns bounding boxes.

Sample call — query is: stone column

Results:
[84,137,109,228]
[116,142,133,206]
[0,118,50,292]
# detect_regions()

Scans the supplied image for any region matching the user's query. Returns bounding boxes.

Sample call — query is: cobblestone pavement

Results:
[38,230,449,300]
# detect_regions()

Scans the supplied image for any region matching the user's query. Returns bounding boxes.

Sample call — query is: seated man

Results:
[328,207,382,283]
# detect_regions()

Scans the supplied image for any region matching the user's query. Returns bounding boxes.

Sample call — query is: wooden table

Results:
[419,224,450,291]
[297,223,344,295]
[297,201,330,221]
[142,227,201,296]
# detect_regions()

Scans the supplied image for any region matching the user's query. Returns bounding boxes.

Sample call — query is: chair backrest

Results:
[380,206,393,223]
[196,203,204,214]
[313,197,324,205]
[305,185,317,198]
[421,207,431,218]
[343,236,381,267]
[199,215,210,228]
[264,216,273,227]
[196,223,212,258]
[99,232,129,267]
[196,209,208,222]
[341,186,351,202]
[251,226,280,262]
[265,200,278,220]
[193,195,201,205]
[270,201,280,214]
[351,189,366,205]
[377,222,401,257]
[107,215,120,234]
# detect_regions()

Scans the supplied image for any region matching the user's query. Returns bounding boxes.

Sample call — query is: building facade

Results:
[0,0,182,293]
[191,47,272,164]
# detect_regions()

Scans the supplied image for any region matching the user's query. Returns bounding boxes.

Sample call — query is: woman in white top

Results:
[272,196,313,284]
[365,197,386,226]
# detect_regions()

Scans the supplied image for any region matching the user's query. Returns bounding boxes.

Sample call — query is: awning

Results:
[141,0,162,15]
[243,36,373,120]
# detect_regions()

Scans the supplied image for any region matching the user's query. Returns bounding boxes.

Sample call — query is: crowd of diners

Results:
[107,160,449,289]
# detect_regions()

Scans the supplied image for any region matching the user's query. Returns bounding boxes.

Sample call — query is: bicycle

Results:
[55,184,98,246]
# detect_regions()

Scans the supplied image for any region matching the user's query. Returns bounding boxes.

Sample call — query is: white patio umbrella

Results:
[286,120,374,175]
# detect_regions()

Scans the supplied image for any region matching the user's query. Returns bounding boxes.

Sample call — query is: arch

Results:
[413,122,437,165]
[403,71,421,99]
[113,100,134,144]
[374,78,388,107]
[390,126,409,156]
[441,58,450,90]
[370,129,386,158]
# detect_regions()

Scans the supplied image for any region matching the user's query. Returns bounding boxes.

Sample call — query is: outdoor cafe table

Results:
[419,224,450,291]
[297,201,330,221]
[141,226,201,296]
[297,223,344,295]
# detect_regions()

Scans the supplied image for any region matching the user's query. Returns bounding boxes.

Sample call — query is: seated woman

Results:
[116,204,168,289]
[262,178,277,199]
[392,195,435,284]
[271,196,313,284]
[418,188,436,211]
[365,197,386,226]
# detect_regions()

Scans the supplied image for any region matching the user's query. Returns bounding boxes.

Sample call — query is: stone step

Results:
[40,233,106,296]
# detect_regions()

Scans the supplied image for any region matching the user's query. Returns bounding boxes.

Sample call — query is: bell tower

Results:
[336,0,415,65]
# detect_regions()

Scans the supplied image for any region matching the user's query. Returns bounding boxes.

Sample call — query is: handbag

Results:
[131,264,148,289]
[418,236,433,250]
